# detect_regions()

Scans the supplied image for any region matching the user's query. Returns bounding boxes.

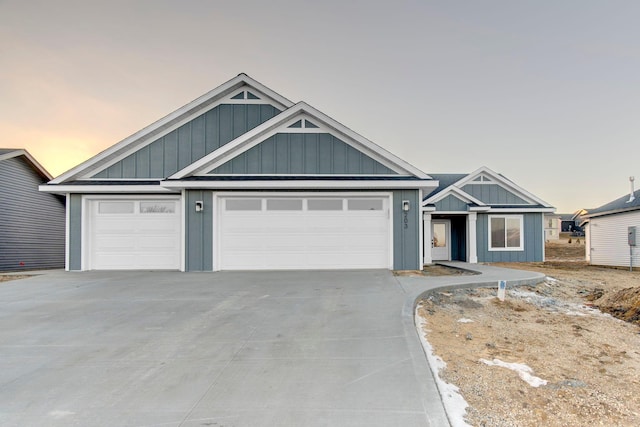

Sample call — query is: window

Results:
[226,199,262,211]
[140,202,175,213]
[489,215,523,250]
[266,199,303,211]
[98,201,134,214]
[307,199,343,211]
[347,199,383,211]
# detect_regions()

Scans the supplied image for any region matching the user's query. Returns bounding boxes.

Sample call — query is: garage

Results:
[87,198,181,270]
[218,195,391,270]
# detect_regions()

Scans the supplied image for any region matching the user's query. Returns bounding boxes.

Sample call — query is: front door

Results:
[431,220,451,261]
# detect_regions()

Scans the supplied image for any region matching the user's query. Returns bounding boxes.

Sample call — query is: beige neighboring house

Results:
[544,213,561,241]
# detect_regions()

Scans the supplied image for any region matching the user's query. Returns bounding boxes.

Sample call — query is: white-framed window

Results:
[488,215,524,251]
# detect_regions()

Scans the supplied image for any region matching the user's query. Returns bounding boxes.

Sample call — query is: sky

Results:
[1,0,639,213]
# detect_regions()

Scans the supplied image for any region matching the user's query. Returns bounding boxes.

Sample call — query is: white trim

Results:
[488,214,524,252]
[423,212,432,265]
[418,188,424,268]
[467,212,478,263]
[213,191,394,271]
[65,193,70,271]
[423,185,485,207]
[170,102,431,180]
[488,207,555,213]
[2,149,54,180]
[50,74,294,184]
[456,166,553,208]
[211,193,218,271]
[180,189,186,272]
[161,180,436,190]
[40,185,177,194]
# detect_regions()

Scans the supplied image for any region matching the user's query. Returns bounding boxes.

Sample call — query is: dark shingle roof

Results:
[423,173,467,199]
[587,190,640,217]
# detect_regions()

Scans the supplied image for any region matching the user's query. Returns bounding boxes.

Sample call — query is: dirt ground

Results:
[417,240,640,426]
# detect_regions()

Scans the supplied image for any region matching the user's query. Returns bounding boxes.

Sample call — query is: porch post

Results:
[423,212,432,265]
[467,212,478,263]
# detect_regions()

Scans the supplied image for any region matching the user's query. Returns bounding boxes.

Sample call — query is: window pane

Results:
[140,202,175,213]
[307,199,343,211]
[266,199,303,211]
[506,218,521,247]
[98,201,134,214]
[433,223,446,247]
[490,217,506,248]
[347,199,383,211]
[226,199,262,211]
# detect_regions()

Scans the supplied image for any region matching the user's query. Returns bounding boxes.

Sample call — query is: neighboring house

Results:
[40,74,554,271]
[559,209,589,234]
[583,188,640,269]
[544,213,561,241]
[0,149,65,271]
[422,169,554,264]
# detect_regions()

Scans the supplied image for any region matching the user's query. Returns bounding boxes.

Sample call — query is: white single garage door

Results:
[218,195,391,270]
[87,198,181,270]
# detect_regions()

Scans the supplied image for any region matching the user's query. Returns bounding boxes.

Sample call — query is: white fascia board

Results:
[586,206,640,219]
[50,74,295,184]
[422,185,486,207]
[39,184,178,194]
[487,207,556,213]
[160,180,438,190]
[170,102,431,180]
[1,149,53,180]
[457,166,554,208]
[468,206,491,212]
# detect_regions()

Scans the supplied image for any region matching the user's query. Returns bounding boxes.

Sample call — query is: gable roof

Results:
[0,149,53,180]
[50,74,294,184]
[586,190,640,218]
[422,166,554,212]
[169,102,431,180]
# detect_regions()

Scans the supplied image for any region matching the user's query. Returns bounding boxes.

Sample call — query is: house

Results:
[40,74,553,271]
[543,213,561,241]
[559,209,589,234]
[0,149,65,271]
[583,185,640,269]
[422,169,554,264]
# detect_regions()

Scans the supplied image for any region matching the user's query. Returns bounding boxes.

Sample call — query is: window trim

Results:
[488,214,524,251]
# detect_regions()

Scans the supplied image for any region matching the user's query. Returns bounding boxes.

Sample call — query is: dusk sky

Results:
[1,0,639,213]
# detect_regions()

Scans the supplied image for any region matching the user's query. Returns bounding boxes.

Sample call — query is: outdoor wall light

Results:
[402,200,410,211]
[195,201,204,212]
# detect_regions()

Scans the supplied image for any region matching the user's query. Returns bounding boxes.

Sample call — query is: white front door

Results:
[431,220,451,261]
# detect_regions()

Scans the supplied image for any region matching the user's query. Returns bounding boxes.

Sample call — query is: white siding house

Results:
[584,189,640,269]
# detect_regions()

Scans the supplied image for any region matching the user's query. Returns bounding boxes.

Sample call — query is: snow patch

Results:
[416,303,472,427]
[479,358,548,387]
[457,318,474,323]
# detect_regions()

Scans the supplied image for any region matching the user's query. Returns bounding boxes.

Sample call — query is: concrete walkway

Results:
[0,265,544,427]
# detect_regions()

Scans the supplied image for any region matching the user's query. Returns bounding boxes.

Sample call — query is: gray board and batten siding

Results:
[462,184,529,205]
[92,104,281,179]
[434,194,469,212]
[68,194,82,271]
[185,190,214,272]
[476,212,544,262]
[0,155,65,271]
[208,133,397,175]
[392,189,420,270]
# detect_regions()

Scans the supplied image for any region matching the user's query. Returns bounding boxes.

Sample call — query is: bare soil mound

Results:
[595,287,640,325]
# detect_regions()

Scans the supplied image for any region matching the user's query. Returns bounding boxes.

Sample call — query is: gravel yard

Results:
[417,241,640,427]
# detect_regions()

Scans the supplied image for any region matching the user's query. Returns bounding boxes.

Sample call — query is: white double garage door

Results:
[86,195,391,270]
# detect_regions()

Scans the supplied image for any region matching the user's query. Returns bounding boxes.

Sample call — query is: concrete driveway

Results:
[0,270,449,427]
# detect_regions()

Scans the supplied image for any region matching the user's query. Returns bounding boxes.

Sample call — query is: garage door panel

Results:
[219,196,390,270]
[89,199,181,270]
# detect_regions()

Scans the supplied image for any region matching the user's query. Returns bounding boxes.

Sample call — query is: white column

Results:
[467,212,478,263]
[423,212,432,265]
